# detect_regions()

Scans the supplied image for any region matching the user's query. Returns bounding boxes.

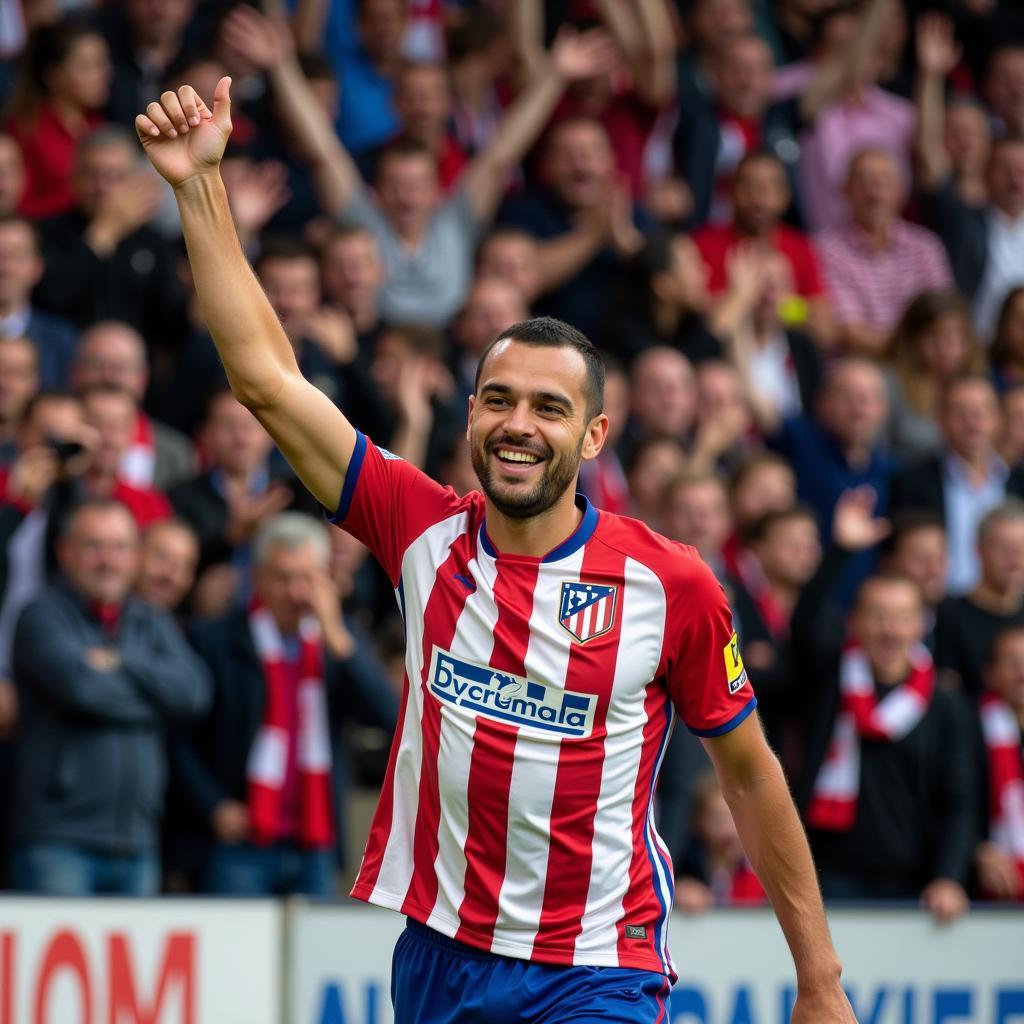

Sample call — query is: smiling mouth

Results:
[495,448,542,465]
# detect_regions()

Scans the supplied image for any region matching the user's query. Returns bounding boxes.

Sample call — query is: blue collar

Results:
[479,494,599,563]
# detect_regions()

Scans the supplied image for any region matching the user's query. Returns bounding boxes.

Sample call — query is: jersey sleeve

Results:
[326,431,465,584]
[663,554,758,736]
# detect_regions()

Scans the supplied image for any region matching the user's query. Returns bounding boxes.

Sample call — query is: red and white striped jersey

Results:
[331,434,757,979]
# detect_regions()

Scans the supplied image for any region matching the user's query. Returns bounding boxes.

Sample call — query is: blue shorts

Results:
[392,919,672,1024]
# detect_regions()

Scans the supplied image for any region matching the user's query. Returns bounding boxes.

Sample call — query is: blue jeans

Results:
[203,840,334,896]
[10,842,159,896]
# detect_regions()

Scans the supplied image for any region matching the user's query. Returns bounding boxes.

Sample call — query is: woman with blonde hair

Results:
[885,289,985,459]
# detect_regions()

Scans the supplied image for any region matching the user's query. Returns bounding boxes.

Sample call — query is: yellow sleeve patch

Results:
[723,632,748,694]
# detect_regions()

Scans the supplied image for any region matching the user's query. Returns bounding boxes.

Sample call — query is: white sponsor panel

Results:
[0,897,282,1024]
[286,904,1024,1024]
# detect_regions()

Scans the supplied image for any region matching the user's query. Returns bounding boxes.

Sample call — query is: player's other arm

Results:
[136,80,355,512]
[701,717,855,1024]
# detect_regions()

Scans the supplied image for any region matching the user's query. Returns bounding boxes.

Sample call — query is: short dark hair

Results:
[855,572,924,609]
[0,213,40,251]
[474,316,605,420]
[61,497,137,538]
[255,235,318,275]
[883,510,945,557]
[375,138,437,178]
[744,504,817,546]
[23,388,79,424]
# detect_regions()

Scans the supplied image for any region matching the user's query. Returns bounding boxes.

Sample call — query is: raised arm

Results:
[702,716,855,1023]
[135,80,356,511]
[220,5,362,219]
[595,0,677,107]
[913,12,959,191]
[462,27,620,221]
[800,0,892,123]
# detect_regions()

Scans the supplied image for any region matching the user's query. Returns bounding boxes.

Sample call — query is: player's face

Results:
[469,340,606,520]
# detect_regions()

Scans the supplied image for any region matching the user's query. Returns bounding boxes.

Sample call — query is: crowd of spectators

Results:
[0,0,1022,922]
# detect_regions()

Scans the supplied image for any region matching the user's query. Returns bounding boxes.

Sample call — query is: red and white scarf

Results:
[807,642,935,831]
[979,690,1024,896]
[246,601,334,849]
[119,412,155,487]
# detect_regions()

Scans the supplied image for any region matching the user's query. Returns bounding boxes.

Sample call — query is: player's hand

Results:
[791,980,857,1023]
[136,78,233,189]
[921,877,969,923]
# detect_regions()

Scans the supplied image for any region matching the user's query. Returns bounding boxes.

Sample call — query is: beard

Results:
[471,431,584,520]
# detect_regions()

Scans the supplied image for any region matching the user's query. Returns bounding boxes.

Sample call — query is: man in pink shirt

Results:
[817,148,952,356]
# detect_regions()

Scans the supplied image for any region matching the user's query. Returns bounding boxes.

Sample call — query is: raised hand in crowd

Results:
[389,353,453,470]
[223,480,293,547]
[5,444,60,507]
[83,171,165,258]
[304,306,358,366]
[220,2,292,73]
[916,11,961,79]
[712,241,768,340]
[914,12,961,191]
[221,158,292,249]
[831,486,891,553]
[583,174,645,258]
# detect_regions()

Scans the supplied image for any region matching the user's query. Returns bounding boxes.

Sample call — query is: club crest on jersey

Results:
[558,582,617,644]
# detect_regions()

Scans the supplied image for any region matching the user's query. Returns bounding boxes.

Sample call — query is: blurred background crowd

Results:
[0,0,1021,922]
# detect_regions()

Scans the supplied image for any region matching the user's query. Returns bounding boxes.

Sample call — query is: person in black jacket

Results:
[9,498,210,894]
[797,571,978,920]
[169,512,399,895]
[891,374,1024,595]
[32,127,187,358]
[934,500,1024,696]
[168,387,320,616]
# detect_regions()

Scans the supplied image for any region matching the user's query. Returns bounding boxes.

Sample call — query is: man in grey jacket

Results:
[9,498,210,894]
